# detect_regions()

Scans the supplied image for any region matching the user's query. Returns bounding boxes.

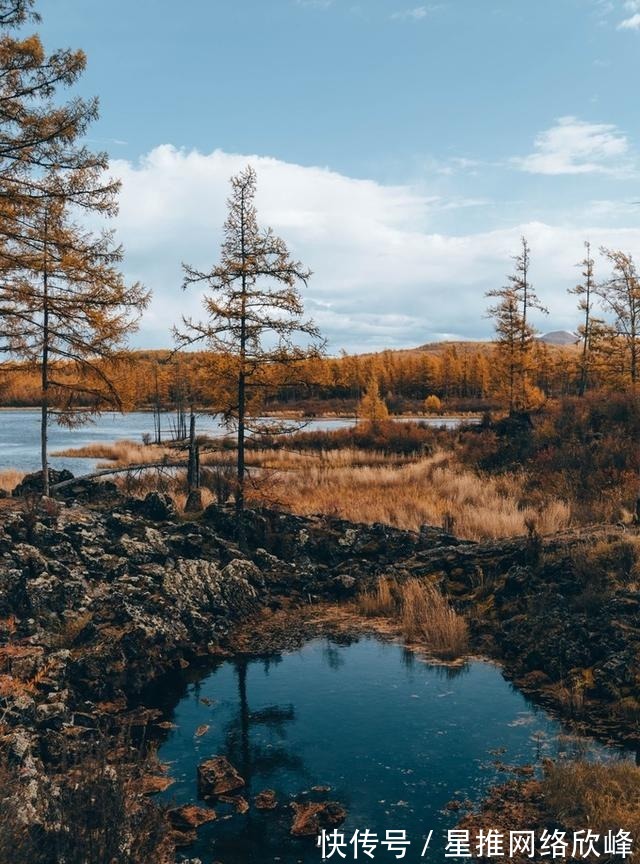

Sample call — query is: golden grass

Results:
[358,576,398,617]
[357,576,468,659]
[0,469,23,493]
[400,578,469,657]
[50,440,571,541]
[542,760,640,849]
[52,440,171,466]
[250,450,571,541]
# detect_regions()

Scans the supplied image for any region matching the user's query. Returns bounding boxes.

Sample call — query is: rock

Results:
[219,794,250,814]
[290,801,347,836]
[12,469,74,498]
[165,558,259,622]
[221,558,265,590]
[138,492,177,522]
[57,478,119,504]
[169,804,217,830]
[172,828,198,847]
[254,789,278,810]
[184,489,203,513]
[197,756,245,799]
[140,774,174,795]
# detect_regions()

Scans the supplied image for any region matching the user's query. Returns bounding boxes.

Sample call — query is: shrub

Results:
[424,394,442,414]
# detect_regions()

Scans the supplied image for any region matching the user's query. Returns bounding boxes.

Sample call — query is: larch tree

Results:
[486,236,547,411]
[358,374,389,427]
[175,165,325,523]
[568,241,596,396]
[0,1,149,494]
[486,288,525,412]
[0,198,149,494]
[596,248,640,388]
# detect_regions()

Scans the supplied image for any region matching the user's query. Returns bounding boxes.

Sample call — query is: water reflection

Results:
[152,637,632,864]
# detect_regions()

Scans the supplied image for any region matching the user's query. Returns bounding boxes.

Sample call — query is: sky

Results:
[35,0,640,353]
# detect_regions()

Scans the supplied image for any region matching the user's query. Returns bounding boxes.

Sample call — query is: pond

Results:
[153,637,630,864]
[0,410,473,474]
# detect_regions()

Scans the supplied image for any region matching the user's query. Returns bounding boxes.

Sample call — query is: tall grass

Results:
[542,760,640,849]
[51,440,571,541]
[52,440,170,466]
[400,579,469,658]
[251,451,571,541]
[358,577,398,617]
[357,576,468,659]
[0,470,23,493]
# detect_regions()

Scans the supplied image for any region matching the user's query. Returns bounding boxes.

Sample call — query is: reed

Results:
[399,578,469,658]
[542,760,640,848]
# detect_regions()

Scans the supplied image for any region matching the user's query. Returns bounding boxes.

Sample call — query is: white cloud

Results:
[295,0,334,8]
[108,146,640,352]
[390,6,439,21]
[514,116,633,176]
[295,0,334,9]
[618,11,640,27]
[616,0,640,27]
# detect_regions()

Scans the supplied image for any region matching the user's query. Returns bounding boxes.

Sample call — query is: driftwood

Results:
[49,458,234,492]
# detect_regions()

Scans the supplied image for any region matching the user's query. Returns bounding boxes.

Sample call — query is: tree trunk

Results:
[236,189,248,545]
[41,216,50,497]
[187,410,200,492]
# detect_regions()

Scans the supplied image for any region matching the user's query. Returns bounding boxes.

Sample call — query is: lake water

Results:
[153,637,629,864]
[0,410,472,475]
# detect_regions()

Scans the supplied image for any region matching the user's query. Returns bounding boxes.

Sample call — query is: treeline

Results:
[0,340,590,413]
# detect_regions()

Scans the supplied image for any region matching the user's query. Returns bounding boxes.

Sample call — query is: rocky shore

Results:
[1,477,639,859]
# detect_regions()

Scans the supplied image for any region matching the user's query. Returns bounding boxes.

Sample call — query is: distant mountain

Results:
[537,330,579,346]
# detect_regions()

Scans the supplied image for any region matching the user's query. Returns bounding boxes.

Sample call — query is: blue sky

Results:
[36,0,640,352]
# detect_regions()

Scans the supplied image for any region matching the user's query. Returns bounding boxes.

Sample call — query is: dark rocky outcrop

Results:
[12,468,74,497]
[0,496,638,861]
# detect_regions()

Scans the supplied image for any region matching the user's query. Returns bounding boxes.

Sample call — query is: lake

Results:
[153,637,630,864]
[0,410,473,475]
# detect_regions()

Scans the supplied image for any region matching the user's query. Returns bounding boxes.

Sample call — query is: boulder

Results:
[254,789,278,810]
[13,469,74,498]
[290,801,347,836]
[138,492,177,522]
[169,804,217,830]
[197,756,245,799]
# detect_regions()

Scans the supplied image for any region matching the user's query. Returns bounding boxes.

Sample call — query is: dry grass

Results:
[358,576,399,617]
[0,469,23,493]
[400,578,469,658]
[542,760,640,849]
[250,450,571,541]
[357,576,468,659]
[50,441,571,541]
[52,440,171,466]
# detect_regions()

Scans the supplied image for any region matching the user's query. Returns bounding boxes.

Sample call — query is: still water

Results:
[0,410,469,475]
[154,638,628,864]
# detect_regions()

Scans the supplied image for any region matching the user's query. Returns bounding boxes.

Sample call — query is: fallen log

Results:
[49,459,232,491]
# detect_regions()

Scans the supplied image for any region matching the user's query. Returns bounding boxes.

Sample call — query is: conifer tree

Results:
[486,236,547,411]
[0,198,148,494]
[358,374,389,427]
[597,248,640,388]
[175,165,324,522]
[569,241,597,396]
[0,1,149,494]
